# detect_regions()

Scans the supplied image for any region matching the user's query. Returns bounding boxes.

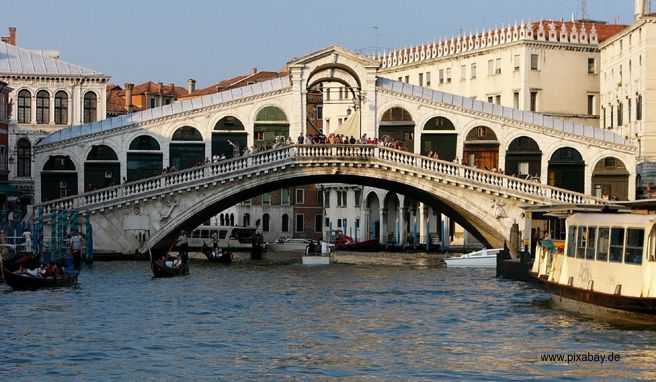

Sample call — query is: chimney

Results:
[169,83,176,96]
[252,67,258,74]
[1,27,16,46]
[158,81,164,95]
[635,0,650,19]
[187,78,196,94]
[124,82,134,113]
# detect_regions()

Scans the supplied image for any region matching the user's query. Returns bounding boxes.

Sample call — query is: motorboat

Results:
[3,269,78,290]
[302,240,332,265]
[268,238,311,252]
[444,248,502,268]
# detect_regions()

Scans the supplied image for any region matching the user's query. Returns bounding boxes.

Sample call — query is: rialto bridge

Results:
[32,46,636,254]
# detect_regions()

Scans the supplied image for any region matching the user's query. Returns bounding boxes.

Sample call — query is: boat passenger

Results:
[70,231,82,271]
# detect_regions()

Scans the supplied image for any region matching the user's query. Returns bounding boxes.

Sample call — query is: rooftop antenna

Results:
[372,25,380,53]
[580,0,588,20]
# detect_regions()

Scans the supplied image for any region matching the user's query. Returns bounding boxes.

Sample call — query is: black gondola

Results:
[151,258,189,278]
[3,269,78,290]
[204,247,233,265]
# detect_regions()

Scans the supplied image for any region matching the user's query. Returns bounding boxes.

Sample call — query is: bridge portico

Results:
[31,45,637,254]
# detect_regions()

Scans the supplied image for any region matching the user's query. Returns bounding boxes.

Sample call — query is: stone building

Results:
[107,81,187,117]
[0,28,109,205]
[0,81,12,206]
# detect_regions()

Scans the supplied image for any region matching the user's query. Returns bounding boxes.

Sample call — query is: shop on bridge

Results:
[254,106,289,149]
[212,116,247,159]
[420,116,457,161]
[504,136,542,179]
[84,145,120,192]
[463,126,499,170]
[41,155,78,202]
[379,107,414,152]
[591,157,629,200]
[548,147,585,193]
[169,126,205,170]
[127,135,163,182]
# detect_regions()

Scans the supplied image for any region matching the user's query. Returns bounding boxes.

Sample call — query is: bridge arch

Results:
[211,115,247,159]
[253,105,290,148]
[306,63,362,92]
[548,147,585,193]
[591,156,629,200]
[463,126,499,170]
[84,144,120,192]
[169,126,205,170]
[420,116,458,161]
[127,135,163,181]
[379,106,415,151]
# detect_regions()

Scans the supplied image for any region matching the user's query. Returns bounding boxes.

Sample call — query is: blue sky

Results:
[3,0,633,87]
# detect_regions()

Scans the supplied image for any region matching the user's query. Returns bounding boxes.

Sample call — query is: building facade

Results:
[0,28,109,205]
[0,81,12,209]
[107,81,187,117]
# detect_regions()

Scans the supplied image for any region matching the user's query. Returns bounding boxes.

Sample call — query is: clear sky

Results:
[2,0,634,87]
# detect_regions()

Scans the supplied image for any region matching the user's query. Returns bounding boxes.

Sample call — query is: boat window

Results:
[576,226,587,259]
[625,228,644,265]
[585,227,596,260]
[609,227,625,263]
[596,227,609,262]
[219,230,228,239]
[191,230,201,238]
[651,227,656,262]
[567,225,577,257]
[201,230,210,239]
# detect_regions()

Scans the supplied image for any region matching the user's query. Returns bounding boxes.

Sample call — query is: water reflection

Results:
[1,262,655,381]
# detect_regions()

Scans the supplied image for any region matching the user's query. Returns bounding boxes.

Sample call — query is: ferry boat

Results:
[531,212,656,323]
[445,248,502,268]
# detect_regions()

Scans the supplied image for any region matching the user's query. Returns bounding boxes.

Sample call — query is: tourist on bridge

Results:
[297,133,304,144]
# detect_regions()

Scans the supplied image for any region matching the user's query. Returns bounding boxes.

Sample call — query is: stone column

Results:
[379,208,385,245]
[399,206,406,245]
[584,163,592,195]
[419,203,427,245]
[540,158,549,185]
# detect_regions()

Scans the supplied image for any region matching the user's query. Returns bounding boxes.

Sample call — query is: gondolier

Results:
[177,231,189,265]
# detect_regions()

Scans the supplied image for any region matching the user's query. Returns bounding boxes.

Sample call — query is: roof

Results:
[38,76,291,146]
[533,19,626,43]
[182,71,283,98]
[132,81,187,97]
[106,84,127,115]
[0,40,107,78]
[106,82,188,115]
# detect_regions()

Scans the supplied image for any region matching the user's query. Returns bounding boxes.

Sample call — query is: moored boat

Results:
[445,248,502,268]
[3,269,78,290]
[531,212,656,324]
[204,248,233,265]
[151,258,189,278]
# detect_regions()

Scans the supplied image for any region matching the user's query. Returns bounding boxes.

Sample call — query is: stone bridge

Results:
[37,144,604,254]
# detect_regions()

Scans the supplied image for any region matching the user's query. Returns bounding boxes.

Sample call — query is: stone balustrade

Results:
[36,144,604,214]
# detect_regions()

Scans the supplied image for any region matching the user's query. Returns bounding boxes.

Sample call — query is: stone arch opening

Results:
[254,106,289,148]
[170,126,205,170]
[380,107,415,152]
[212,116,247,159]
[591,157,629,200]
[84,145,120,192]
[420,116,457,161]
[127,135,163,182]
[548,147,585,193]
[282,213,289,233]
[41,155,77,202]
[365,192,381,241]
[505,136,542,179]
[463,126,499,170]
[383,192,401,245]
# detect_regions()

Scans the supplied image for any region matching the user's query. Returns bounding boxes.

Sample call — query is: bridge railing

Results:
[36,144,603,214]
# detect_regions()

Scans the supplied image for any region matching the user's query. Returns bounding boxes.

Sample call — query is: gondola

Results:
[151,258,189,278]
[3,269,78,290]
[203,246,233,265]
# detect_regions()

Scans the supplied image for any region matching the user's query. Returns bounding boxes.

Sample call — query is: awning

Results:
[334,110,360,138]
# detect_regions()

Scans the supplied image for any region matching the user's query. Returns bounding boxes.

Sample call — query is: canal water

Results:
[2,262,656,381]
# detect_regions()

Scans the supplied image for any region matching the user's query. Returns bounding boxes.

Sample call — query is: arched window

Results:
[381,107,413,122]
[230,214,235,226]
[213,116,247,159]
[170,126,205,170]
[41,156,77,202]
[17,90,31,124]
[127,135,162,181]
[85,145,120,192]
[548,147,585,193]
[592,157,629,200]
[16,138,31,177]
[505,136,542,178]
[262,213,270,232]
[36,90,50,124]
[282,214,289,232]
[423,116,456,130]
[220,214,225,226]
[54,91,68,125]
[254,106,289,148]
[379,107,415,152]
[243,213,250,227]
[420,116,457,160]
[463,126,499,169]
[83,92,97,123]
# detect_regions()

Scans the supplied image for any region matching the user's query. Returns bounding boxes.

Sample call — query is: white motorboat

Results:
[302,241,333,265]
[444,248,503,268]
[268,238,311,252]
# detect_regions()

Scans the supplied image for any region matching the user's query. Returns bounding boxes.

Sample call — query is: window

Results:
[495,95,501,105]
[586,95,596,116]
[471,63,477,79]
[495,58,502,74]
[295,214,304,233]
[282,214,289,232]
[625,228,644,265]
[513,92,519,109]
[513,54,520,71]
[262,192,271,206]
[576,225,587,259]
[54,91,68,125]
[530,91,538,112]
[16,138,31,177]
[597,227,610,261]
[588,58,596,73]
[488,60,494,76]
[637,94,643,121]
[609,227,624,263]
[324,190,330,208]
[17,90,31,124]
[460,65,467,81]
[628,99,632,123]
[518,162,529,176]
[325,217,330,227]
[326,88,331,101]
[617,101,623,126]
[439,69,444,84]
[337,190,347,208]
[354,190,362,208]
[567,226,577,257]
[586,227,597,260]
[83,92,97,123]
[530,54,539,71]
[315,215,322,233]
[262,213,270,232]
[150,98,156,109]
[316,105,323,120]
[487,96,494,104]
[418,73,423,87]
[295,189,304,204]
[610,106,614,129]
[36,90,50,124]
[446,68,452,83]
[281,188,290,205]
[404,76,409,83]
[243,213,250,227]
[425,72,431,87]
